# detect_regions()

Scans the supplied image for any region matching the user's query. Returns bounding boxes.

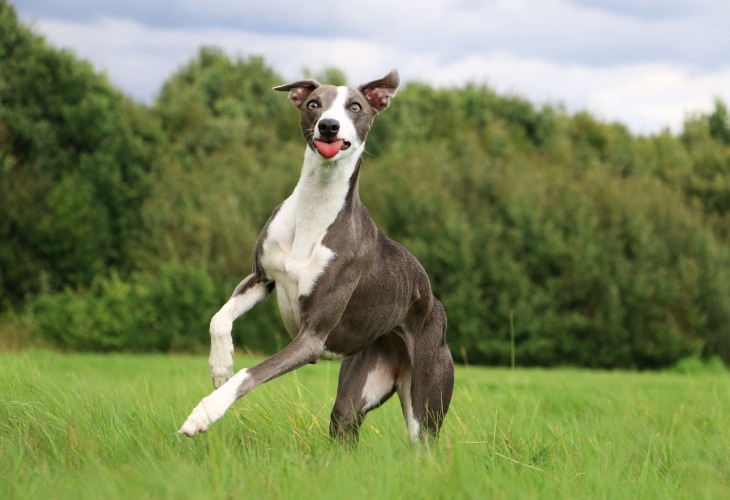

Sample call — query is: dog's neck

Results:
[295,144,363,203]
[300,142,363,181]
[289,145,364,239]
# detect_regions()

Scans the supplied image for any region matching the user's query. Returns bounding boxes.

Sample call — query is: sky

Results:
[11,0,730,135]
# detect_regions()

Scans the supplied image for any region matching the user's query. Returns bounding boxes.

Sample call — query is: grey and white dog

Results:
[179,69,454,442]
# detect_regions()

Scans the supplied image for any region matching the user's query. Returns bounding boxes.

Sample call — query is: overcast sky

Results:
[11,0,730,134]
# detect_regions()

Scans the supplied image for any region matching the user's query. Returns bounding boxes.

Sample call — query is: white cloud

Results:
[17,0,730,134]
[20,0,730,68]
[398,51,730,133]
[36,17,399,100]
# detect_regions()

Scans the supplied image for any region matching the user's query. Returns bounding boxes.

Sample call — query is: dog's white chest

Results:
[260,157,354,336]
[262,222,335,336]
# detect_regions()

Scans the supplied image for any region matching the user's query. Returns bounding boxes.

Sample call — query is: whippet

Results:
[179,69,454,442]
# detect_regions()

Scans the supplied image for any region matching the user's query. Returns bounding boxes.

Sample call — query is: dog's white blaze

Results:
[361,361,397,411]
[320,87,358,142]
[179,369,250,436]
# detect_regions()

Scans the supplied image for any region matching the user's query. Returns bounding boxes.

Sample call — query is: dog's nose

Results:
[318,118,340,138]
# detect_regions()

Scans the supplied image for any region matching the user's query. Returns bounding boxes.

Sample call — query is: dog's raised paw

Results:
[178,402,212,437]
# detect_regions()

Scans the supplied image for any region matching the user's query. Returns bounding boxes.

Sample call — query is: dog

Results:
[179,69,454,442]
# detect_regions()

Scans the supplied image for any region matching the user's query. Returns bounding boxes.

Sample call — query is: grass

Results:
[1,350,729,499]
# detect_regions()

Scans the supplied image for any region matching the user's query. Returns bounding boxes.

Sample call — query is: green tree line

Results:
[2,2,729,367]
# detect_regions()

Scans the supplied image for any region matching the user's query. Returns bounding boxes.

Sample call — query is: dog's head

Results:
[274,69,400,161]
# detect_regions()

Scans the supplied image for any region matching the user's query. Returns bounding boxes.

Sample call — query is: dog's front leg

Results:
[209,276,272,388]
[181,255,363,437]
[179,331,325,436]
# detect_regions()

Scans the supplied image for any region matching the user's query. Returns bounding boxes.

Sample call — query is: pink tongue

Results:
[314,140,344,159]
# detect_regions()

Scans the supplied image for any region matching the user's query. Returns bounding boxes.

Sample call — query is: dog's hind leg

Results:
[329,336,400,443]
[208,275,272,388]
[410,344,454,440]
[403,300,454,441]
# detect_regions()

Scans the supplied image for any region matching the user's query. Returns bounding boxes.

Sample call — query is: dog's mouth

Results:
[313,139,351,159]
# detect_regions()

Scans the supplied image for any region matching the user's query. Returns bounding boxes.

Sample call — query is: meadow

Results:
[1,350,728,499]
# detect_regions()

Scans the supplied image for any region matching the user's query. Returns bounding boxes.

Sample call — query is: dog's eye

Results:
[307,100,319,110]
[349,103,362,112]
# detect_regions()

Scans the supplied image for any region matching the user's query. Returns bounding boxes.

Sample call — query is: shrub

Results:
[26,264,219,352]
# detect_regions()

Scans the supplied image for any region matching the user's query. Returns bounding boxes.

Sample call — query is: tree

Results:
[0,2,162,305]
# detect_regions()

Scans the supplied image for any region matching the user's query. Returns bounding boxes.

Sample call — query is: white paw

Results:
[178,400,213,437]
[179,369,249,437]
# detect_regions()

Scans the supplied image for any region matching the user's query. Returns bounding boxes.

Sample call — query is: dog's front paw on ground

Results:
[178,402,213,437]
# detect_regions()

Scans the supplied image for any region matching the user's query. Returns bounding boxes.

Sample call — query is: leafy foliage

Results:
[0,2,163,304]
[2,3,729,368]
[26,263,217,352]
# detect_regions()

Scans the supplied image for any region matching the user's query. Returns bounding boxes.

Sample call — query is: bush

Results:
[26,264,219,352]
[672,356,727,375]
[23,262,288,354]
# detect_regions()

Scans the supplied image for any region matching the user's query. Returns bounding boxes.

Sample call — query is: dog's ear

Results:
[358,69,400,113]
[273,80,320,109]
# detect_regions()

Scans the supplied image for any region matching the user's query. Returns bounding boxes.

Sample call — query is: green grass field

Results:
[1,350,728,499]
